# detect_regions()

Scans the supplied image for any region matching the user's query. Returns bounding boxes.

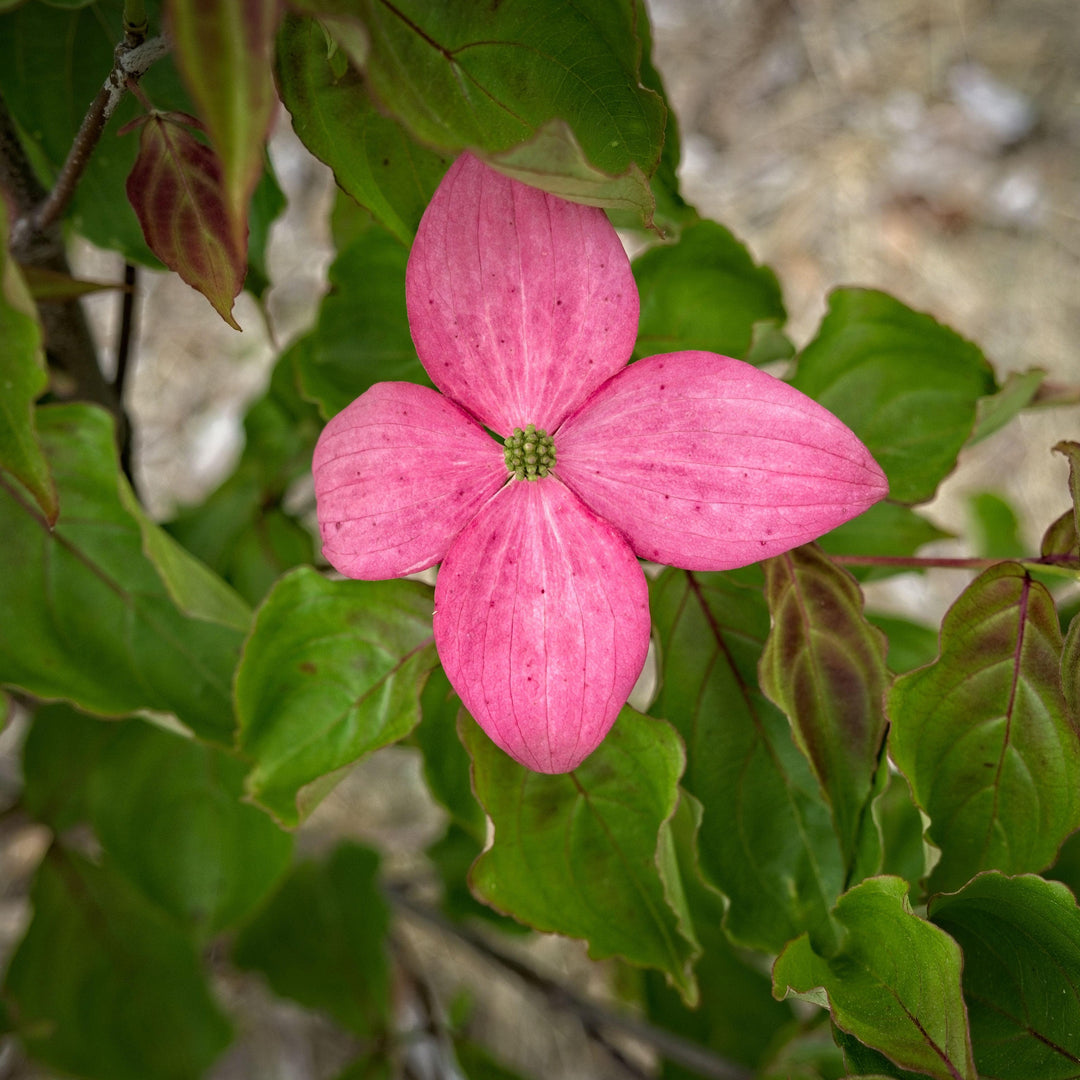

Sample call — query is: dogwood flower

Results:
[313,154,888,773]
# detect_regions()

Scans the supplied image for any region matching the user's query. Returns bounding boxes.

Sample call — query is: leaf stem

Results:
[830,554,1079,570]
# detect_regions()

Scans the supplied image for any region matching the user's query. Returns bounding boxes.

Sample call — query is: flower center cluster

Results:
[503,424,556,481]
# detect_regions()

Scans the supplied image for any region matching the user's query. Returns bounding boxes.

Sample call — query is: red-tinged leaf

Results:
[889,563,1080,894]
[760,544,890,878]
[126,114,245,329]
[1064,613,1080,722]
[1042,509,1078,560]
[1055,441,1080,540]
[168,0,282,237]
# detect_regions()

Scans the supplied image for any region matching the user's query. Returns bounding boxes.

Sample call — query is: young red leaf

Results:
[126,113,244,329]
[168,0,281,238]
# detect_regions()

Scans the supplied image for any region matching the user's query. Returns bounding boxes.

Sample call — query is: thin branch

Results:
[115,262,138,483]
[387,885,754,1080]
[27,34,170,240]
[830,553,1079,571]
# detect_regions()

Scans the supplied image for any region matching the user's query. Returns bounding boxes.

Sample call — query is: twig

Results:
[26,34,170,241]
[830,553,1079,571]
[387,885,754,1080]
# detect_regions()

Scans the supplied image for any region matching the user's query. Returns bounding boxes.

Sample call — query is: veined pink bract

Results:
[313,154,888,773]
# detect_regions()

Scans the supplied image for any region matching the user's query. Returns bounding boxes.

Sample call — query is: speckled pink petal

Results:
[556,351,889,570]
[406,153,638,436]
[313,382,506,579]
[434,478,650,774]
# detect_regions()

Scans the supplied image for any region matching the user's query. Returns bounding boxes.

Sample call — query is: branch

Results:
[387,885,754,1080]
[830,553,1079,571]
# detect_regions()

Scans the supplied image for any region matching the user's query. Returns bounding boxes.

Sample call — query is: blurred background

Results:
[2,0,1079,1076]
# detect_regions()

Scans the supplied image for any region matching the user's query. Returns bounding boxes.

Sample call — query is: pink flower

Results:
[313,154,888,774]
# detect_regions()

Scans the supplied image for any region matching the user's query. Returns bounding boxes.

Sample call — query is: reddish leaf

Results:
[126,114,245,329]
[169,0,282,235]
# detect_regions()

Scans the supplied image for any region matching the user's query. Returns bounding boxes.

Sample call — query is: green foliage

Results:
[773,877,976,1080]
[235,566,438,824]
[3,848,232,1080]
[233,843,392,1038]
[464,707,700,1003]
[929,873,1080,1078]
[0,405,248,742]
[791,289,997,504]
[889,563,1080,893]
[632,219,786,359]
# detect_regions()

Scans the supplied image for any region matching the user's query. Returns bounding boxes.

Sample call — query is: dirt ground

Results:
[2,0,1079,1077]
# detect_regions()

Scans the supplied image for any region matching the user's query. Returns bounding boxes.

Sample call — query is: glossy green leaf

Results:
[295,225,428,419]
[87,720,292,935]
[0,210,56,523]
[21,703,124,831]
[790,289,996,504]
[0,0,192,264]
[0,405,248,743]
[649,567,844,953]
[865,614,940,675]
[760,545,890,876]
[169,0,281,234]
[127,112,245,328]
[232,842,390,1038]
[773,877,975,1080]
[3,849,231,1080]
[358,0,666,220]
[235,566,437,825]
[970,368,1045,445]
[275,13,450,246]
[632,219,785,360]
[644,795,796,1075]
[968,491,1024,559]
[929,872,1080,1079]
[889,563,1080,893]
[818,502,951,581]
[463,707,699,1002]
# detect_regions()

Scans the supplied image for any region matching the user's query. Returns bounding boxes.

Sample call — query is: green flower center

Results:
[503,424,556,481]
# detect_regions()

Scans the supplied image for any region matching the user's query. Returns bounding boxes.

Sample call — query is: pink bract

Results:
[312,153,889,773]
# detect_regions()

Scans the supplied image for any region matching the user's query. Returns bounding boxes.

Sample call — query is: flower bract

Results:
[313,154,888,773]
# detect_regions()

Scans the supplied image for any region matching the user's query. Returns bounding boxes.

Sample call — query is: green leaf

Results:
[0,405,248,743]
[968,491,1024,559]
[929,872,1080,1079]
[21,703,124,831]
[762,1026,847,1080]
[295,225,428,419]
[773,877,976,1080]
[644,797,796,1075]
[818,502,951,581]
[232,842,390,1038]
[889,563,1080,893]
[1064,612,1080,721]
[275,13,450,245]
[245,160,287,296]
[1055,440,1080,540]
[463,706,699,1003]
[649,567,844,953]
[833,1026,940,1080]
[970,368,1045,445]
[865,615,940,675]
[454,1040,531,1080]
[1041,509,1078,561]
[169,0,281,234]
[632,219,785,360]
[235,566,437,825]
[3,848,231,1080]
[126,112,245,328]
[790,289,996,504]
[760,546,890,876]
[357,0,666,220]
[0,209,56,523]
[86,720,292,936]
